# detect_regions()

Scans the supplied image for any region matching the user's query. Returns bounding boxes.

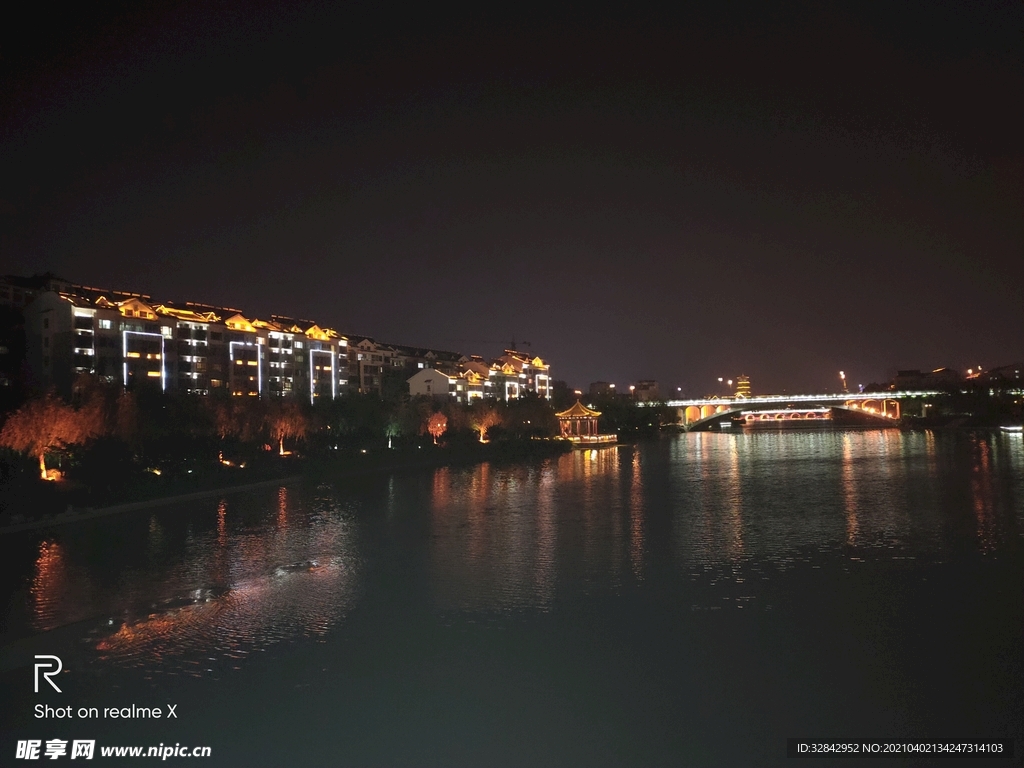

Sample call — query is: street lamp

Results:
[839,370,848,394]
[629,385,636,399]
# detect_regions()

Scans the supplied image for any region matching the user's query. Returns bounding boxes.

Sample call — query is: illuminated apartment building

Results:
[345,337,395,394]
[345,337,468,396]
[390,344,468,377]
[20,274,549,405]
[153,302,224,394]
[489,350,552,400]
[460,357,496,397]
[24,286,348,401]
[406,350,552,403]
[406,367,488,403]
[27,289,174,394]
[270,316,348,403]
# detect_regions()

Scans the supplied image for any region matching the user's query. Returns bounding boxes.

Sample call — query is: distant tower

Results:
[735,375,751,398]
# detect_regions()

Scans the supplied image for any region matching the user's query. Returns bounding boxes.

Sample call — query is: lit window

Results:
[295,341,304,349]
[99,319,112,329]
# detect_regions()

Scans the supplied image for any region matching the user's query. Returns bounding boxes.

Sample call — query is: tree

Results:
[427,412,448,445]
[266,400,308,455]
[115,390,140,448]
[503,392,558,439]
[207,395,265,445]
[400,396,435,441]
[550,379,575,411]
[0,392,103,479]
[468,401,503,442]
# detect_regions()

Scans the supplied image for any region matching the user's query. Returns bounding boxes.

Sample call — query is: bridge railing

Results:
[662,391,945,408]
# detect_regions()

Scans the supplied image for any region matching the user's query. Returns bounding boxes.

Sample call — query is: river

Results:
[2,430,1023,766]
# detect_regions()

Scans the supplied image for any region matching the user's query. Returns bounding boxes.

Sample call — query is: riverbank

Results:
[0,475,305,534]
[0,439,573,535]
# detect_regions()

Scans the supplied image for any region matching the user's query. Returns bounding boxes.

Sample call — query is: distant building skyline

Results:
[9,273,554,402]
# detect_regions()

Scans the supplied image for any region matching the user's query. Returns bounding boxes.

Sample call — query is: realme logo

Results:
[34,655,62,693]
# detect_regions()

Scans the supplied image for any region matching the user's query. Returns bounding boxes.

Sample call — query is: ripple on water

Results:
[90,555,355,677]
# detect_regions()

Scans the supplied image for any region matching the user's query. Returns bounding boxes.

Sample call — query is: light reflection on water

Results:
[25,490,359,677]
[13,430,1024,673]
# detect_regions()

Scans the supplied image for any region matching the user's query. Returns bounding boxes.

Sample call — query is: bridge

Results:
[663,391,944,430]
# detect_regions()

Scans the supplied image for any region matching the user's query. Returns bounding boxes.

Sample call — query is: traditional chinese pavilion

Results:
[555,400,614,443]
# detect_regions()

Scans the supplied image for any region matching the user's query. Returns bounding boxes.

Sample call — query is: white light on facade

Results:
[122,330,165,391]
[229,340,262,396]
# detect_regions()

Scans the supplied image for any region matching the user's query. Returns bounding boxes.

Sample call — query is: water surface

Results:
[3,430,1022,766]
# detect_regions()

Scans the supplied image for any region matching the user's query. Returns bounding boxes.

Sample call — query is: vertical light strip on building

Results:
[308,348,336,404]
[229,340,262,396]
[122,330,166,392]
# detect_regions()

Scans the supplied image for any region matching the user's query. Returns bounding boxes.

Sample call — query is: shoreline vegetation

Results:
[5,421,1021,534]
[2,375,1020,534]
[0,437,576,534]
[0,376,671,532]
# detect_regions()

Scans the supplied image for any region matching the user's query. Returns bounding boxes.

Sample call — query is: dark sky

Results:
[2,1,1022,395]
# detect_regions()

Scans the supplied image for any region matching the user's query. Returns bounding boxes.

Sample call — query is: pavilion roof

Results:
[555,400,601,419]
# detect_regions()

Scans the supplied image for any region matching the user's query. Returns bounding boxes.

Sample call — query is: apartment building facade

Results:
[17,274,552,406]
[407,349,552,404]
[25,289,348,401]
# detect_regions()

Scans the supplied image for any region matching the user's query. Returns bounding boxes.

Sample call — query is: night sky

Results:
[2,1,1022,395]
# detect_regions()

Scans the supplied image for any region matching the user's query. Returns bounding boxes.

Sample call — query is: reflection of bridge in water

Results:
[665,391,943,431]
